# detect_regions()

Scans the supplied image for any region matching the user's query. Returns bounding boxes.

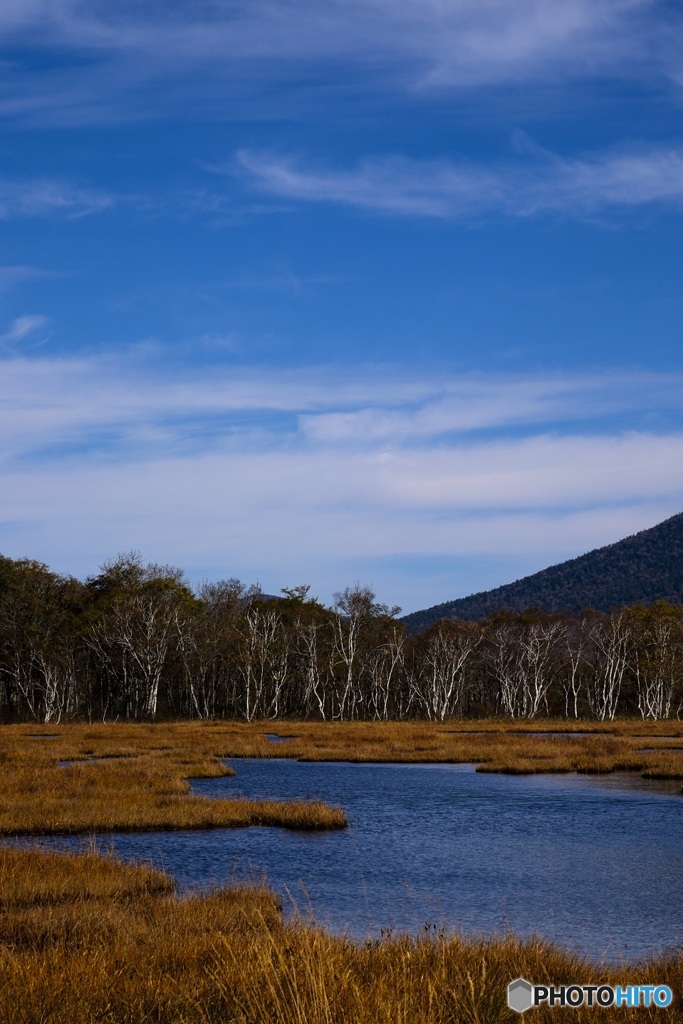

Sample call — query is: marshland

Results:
[3,718,683,839]
[1,720,682,1022]
[3,557,683,1019]
[2,842,681,1024]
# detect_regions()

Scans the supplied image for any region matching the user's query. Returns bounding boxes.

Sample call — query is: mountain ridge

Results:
[401,511,683,633]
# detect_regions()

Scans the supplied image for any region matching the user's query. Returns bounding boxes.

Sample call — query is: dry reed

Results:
[1,724,682,1021]
[0,845,680,1024]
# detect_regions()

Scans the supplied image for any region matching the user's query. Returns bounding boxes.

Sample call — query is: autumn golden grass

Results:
[1,724,682,1021]
[0,722,347,834]
[247,718,683,778]
[0,717,681,840]
[0,844,681,1024]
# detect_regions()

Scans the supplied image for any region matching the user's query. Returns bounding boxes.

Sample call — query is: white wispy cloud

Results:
[2,350,682,461]
[0,443,680,611]
[0,177,113,218]
[525,147,683,213]
[0,315,49,347]
[234,151,500,217]
[0,266,54,291]
[235,144,683,219]
[1,349,683,608]
[0,0,676,125]
[0,0,659,82]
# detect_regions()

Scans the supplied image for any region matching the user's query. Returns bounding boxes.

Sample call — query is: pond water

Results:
[30,759,683,962]
[512,731,597,739]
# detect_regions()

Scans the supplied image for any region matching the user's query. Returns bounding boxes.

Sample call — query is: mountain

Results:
[401,511,683,633]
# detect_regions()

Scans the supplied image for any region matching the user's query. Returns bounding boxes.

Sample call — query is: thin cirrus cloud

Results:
[0,0,665,83]
[2,351,683,604]
[235,145,683,219]
[0,0,678,126]
[2,350,683,463]
[1,429,682,609]
[3,142,682,226]
[0,177,113,219]
[4,435,683,525]
[0,266,54,291]
[0,315,49,347]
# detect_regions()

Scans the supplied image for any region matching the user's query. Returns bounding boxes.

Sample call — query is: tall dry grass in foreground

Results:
[0,845,681,1024]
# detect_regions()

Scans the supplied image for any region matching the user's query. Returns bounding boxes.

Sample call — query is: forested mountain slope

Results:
[402,511,683,632]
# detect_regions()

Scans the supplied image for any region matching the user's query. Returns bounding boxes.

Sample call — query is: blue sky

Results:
[2,0,683,612]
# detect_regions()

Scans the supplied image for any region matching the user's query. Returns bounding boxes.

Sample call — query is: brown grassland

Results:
[1,720,682,1022]
[0,844,681,1024]
[0,722,350,835]
[1,718,682,836]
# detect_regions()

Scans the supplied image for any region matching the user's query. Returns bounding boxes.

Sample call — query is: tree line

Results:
[1,552,682,724]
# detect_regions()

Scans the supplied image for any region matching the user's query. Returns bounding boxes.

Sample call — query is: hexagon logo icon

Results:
[508,978,534,1013]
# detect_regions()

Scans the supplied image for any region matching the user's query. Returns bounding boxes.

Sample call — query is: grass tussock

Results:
[0,845,680,1024]
[0,723,346,835]
[0,843,173,910]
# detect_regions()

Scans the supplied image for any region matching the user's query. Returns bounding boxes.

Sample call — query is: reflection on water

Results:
[23,760,683,962]
[513,731,597,739]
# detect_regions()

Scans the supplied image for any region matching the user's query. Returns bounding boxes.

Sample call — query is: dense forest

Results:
[1,551,682,723]
[402,510,683,632]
